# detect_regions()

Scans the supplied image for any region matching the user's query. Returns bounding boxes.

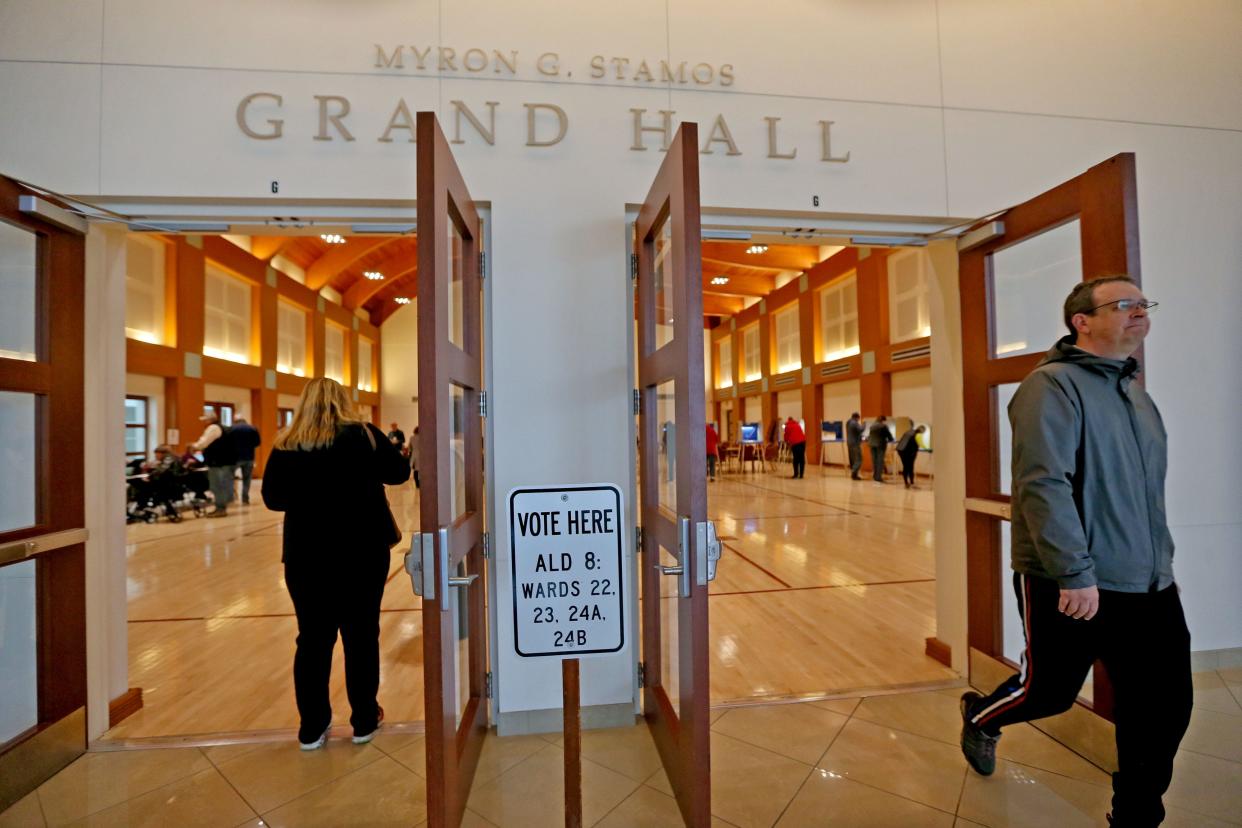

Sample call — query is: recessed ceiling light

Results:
[364,271,384,280]
[710,276,729,285]
[746,244,768,255]
[394,297,411,305]
[320,233,346,244]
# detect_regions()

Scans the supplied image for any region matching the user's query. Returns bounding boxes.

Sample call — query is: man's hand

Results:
[1058,586,1100,620]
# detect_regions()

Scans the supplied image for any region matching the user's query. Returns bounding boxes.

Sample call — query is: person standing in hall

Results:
[262,378,410,750]
[230,417,261,506]
[784,416,806,479]
[191,412,237,517]
[896,424,926,489]
[846,412,865,480]
[409,425,420,489]
[387,421,406,455]
[867,415,893,483]
[959,277,1188,827]
[705,421,720,482]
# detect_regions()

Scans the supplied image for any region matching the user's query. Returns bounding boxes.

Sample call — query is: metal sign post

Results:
[508,484,626,827]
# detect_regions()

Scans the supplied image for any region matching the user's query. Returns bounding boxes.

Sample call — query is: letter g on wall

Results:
[237,93,284,140]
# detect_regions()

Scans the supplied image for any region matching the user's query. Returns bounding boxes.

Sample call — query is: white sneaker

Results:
[299,726,329,751]
[352,707,385,744]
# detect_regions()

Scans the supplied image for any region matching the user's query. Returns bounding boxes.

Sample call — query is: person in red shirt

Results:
[705,422,720,482]
[784,417,807,479]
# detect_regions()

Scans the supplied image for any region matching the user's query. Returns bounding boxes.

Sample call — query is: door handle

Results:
[654,516,692,598]
[696,520,722,584]
[449,573,479,588]
[405,532,435,600]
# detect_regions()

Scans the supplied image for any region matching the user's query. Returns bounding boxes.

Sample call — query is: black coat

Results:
[262,422,410,562]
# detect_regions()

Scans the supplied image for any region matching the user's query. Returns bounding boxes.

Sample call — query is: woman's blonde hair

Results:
[274,377,362,451]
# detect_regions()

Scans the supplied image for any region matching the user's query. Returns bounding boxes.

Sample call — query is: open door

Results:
[636,122,721,827]
[958,152,1141,721]
[409,112,488,827]
[0,176,88,810]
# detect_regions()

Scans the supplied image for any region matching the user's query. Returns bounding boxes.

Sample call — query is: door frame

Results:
[0,176,89,811]
[8,190,497,748]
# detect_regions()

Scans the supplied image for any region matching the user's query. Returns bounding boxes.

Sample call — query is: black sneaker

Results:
[960,691,1000,776]
[352,706,384,744]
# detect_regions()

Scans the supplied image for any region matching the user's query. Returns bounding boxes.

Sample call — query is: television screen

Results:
[740,423,760,443]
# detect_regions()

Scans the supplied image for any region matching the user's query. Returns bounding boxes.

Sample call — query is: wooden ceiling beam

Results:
[702,241,820,271]
[305,237,391,291]
[345,261,417,309]
[702,294,746,316]
[249,236,290,261]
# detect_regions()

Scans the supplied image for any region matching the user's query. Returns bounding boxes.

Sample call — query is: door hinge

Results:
[636,525,643,548]
[629,252,639,280]
[632,388,640,415]
[481,531,491,560]
[485,671,494,699]
[479,250,487,278]
[478,390,488,418]
[637,662,646,688]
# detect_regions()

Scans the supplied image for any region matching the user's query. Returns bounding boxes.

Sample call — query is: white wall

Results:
[380,300,418,434]
[125,373,164,455]
[822,379,862,425]
[4,0,1239,723]
[775,389,801,423]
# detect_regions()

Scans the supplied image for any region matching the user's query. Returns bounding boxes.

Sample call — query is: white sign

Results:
[509,485,625,659]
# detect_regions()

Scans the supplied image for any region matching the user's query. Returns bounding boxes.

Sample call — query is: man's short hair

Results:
[1063,276,1136,340]
[851,412,860,419]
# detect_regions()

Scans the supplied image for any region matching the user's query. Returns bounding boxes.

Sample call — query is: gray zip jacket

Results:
[1009,337,1174,592]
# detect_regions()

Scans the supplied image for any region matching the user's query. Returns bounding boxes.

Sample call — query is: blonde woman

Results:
[262,378,409,749]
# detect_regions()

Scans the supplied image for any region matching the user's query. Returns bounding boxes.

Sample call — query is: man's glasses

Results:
[1088,298,1158,314]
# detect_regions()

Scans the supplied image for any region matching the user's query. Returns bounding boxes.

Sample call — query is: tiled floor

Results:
[5,676,1240,826]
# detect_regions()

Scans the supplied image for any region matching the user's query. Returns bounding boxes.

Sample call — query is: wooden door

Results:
[636,123,721,827]
[0,175,88,810]
[413,112,488,827]
[959,153,1141,720]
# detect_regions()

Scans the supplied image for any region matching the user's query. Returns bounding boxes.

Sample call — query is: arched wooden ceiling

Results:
[699,241,822,319]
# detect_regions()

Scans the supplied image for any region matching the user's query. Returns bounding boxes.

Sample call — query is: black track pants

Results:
[969,573,1192,827]
[285,550,390,740]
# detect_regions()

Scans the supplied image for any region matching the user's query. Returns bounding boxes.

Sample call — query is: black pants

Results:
[790,443,806,478]
[969,573,1192,827]
[899,448,917,485]
[284,549,390,740]
[848,443,862,478]
[870,445,886,481]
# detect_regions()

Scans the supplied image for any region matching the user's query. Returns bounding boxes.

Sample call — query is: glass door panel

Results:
[0,174,88,811]
[636,122,715,827]
[414,112,487,828]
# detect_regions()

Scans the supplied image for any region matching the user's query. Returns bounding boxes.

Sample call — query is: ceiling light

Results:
[746,244,768,255]
[320,233,346,244]
[394,297,411,305]
[710,276,730,285]
[364,271,384,280]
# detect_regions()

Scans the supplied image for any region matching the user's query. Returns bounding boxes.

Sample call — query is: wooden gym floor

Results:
[105,462,954,740]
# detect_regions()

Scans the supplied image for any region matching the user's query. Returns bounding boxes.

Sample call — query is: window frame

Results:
[124,394,149,461]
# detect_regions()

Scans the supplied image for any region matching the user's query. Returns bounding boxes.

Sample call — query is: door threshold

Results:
[90,720,426,752]
[711,677,967,710]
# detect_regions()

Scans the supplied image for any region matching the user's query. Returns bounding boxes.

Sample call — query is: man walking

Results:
[191,412,238,517]
[867,415,892,482]
[846,412,864,480]
[230,417,261,505]
[960,277,1189,827]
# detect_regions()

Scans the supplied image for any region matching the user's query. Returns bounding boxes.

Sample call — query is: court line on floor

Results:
[709,577,935,598]
[129,607,421,622]
[721,541,793,588]
[733,479,863,516]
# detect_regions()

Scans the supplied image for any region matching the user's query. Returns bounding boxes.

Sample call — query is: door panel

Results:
[959,152,1140,721]
[0,174,87,811]
[636,123,719,827]
[414,113,487,828]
